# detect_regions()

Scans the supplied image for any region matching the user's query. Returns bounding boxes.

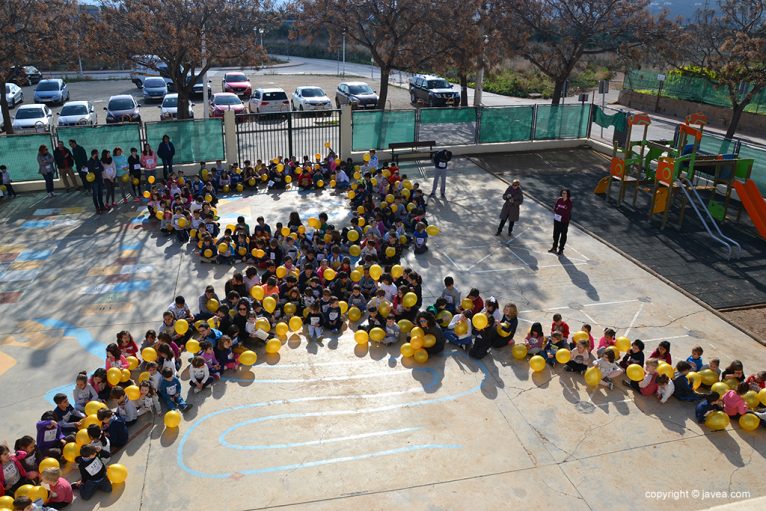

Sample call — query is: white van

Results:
[130,55,170,89]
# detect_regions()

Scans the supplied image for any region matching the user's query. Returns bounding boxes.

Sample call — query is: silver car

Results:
[159,93,194,120]
[33,78,69,105]
[57,101,97,127]
[292,86,332,114]
[4,83,23,108]
[12,104,53,132]
[142,77,168,102]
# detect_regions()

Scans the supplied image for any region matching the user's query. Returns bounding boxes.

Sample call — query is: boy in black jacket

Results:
[74,444,112,500]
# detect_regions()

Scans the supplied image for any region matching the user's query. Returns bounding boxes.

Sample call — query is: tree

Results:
[95,0,274,120]
[296,0,440,109]
[0,0,76,134]
[507,0,662,105]
[681,0,766,139]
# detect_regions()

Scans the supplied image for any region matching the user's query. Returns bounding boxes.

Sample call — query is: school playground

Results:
[0,152,765,511]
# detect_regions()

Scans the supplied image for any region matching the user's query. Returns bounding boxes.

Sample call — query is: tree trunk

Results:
[0,79,13,135]
[551,78,565,106]
[459,72,468,107]
[376,66,392,109]
[177,87,192,120]
[725,102,747,140]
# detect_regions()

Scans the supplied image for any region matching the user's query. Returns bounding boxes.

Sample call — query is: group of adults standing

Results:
[496,180,572,255]
[36,135,176,212]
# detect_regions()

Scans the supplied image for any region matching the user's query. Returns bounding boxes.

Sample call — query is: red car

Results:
[209,93,246,119]
[222,72,252,98]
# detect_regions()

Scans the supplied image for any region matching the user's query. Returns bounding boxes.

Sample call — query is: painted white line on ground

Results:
[640,335,690,343]
[584,299,639,307]
[624,303,645,337]
[442,253,464,272]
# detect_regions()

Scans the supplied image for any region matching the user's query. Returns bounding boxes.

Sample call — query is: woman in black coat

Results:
[157,134,176,180]
[496,179,523,237]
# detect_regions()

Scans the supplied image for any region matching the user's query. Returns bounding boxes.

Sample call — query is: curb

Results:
[468,153,765,348]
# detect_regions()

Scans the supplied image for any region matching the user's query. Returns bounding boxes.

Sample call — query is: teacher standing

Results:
[157,134,175,180]
[496,179,523,237]
[549,189,572,255]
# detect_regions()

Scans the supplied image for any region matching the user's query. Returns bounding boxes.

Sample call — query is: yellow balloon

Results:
[400,343,414,358]
[125,385,141,401]
[704,410,730,431]
[347,190,356,200]
[397,319,413,334]
[138,371,150,383]
[126,356,139,370]
[63,442,80,463]
[711,382,730,397]
[410,327,424,339]
[38,457,60,473]
[363,152,371,162]
[460,298,474,311]
[85,400,106,416]
[239,350,257,366]
[743,390,759,410]
[454,320,469,337]
[369,264,383,281]
[276,266,287,279]
[143,190,151,198]
[555,349,571,364]
[349,245,361,257]
[584,366,602,386]
[75,429,90,447]
[354,330,369,345]
[223,184,231,193]
[657,363,675,379]
[289,316,303,332]
[472,313,488,330]
[107,463,129,484]
[724,378,740,390]
[410,336,424,350]
[413,349,429,364]
[14,484,34,499]
[687,371,703,390]
[739,413,761,431]
[263,296,277,313]
[378,302,391,317]
[275,322,289,337]
[347,229,359,242]
[177,217,188,228]
[30,485,48,503]
[142,346,158,362]
[164,410,182,428]
[615,336,631,353]
[402,292,417,308]
[348,306,362,322]
[759,388,766,406]
[81,414,101,429]
[529,355,546,372]
[148,175,156,184]
[255,318,271,332]
[339,301,349,315]
[571,331,589,343]
[217,242,229,254]
[369,327,386,342]
[250,285,265,301]
[203,249,213,258]
[426,225,440,236]
[106,367,122,386]
[186,339,200,354]
[207,298,220,312]
[120,368,131,382]
[423,334,437,348]
[511,344,528,360]
[390,264,404,279]
[265,338,282,354]
[86,172,95,182]
[237,183,244,192]
[324,268,336,281]
[699,368,719,386]
[175,319,189,335]
[627,364,645,382]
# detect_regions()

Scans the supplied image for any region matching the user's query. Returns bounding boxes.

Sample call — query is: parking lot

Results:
[6,73,415,127]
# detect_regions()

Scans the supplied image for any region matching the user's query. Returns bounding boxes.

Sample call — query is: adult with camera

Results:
[496,179,523,237]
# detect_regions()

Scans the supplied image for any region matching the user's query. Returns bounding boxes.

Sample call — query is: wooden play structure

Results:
[594,111,766,258]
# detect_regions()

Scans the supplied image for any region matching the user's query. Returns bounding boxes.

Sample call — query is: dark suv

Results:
[8,65,43,86]
[335,81,379,109]
[409,74,460,107]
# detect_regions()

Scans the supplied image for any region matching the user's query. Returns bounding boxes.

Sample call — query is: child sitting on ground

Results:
[672,361,704,402]
[135,382,161,417]
[541,331,568,367]
[40,466,73,509]
[110,386,137,426]
[72,372,99,414]
[624,358,660,395]
[97,408,128,451]
[189,356,215,393]
[655,374,674,403]
[445,310,473,349]
[382,316,400,345]
[596,328,616,357]
[649,340,672,365]
[721,360,745,382]
[619,339,645,369]
[746,371,766,391]
[158,367,192,412]
[695,392,724,423]
[686,346,704,371]
[551,313,570,340]
[594,350,624,389]
[73,445,111,501]
[524,323,545,356]
[565,339,592,374]
[700,357,720,379]
[722,382,749,418]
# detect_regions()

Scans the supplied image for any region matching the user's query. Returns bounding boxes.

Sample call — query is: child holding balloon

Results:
[40,467,72,509]
[136,382,162,417]
[565,340,592,374]
[73,444,112,500]
[72,372,99,413]
[672,361,704,402]
[593,350,624,390]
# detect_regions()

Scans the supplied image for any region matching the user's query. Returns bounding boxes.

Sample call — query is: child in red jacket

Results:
[0,444,31,497]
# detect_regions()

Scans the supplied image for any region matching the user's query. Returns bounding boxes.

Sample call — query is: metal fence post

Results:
[287,111,294,158]
[531,104,537,141]
[475,107,482,144]
[223,110,237,164]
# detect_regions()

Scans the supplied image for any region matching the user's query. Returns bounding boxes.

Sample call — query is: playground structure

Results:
[594,111,766,257]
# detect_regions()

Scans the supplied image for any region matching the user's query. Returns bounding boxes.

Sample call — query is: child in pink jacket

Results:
[722,382,749,417]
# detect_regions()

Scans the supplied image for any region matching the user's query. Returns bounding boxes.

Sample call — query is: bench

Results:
[388,141,436,164]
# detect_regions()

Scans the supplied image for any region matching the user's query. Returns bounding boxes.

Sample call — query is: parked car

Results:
[209,92,246,118]
[248,88,290,115]
[34,79,69,105]
[4,83,23,108]
[12,104,53,132]
[104,95,141,124]
[56,101,97,127]
[191,77,212,98]
[291,86,332,114]
[409,74,460,107]
[8,65,42,86]
[222,72,252,98]
[159,93,194,120]
[335,81,378,109]
[142,77,168,102]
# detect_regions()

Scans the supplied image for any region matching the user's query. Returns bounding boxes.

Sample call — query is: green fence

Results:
[57,124,142,156]
[352,110,415,151]
[534,104,590,140]
[736,143,766,194]
[624,70,766,114]
[420,107,476,125]
[0,134,57,182]
[479,106,534,143]
[145,119,224,164]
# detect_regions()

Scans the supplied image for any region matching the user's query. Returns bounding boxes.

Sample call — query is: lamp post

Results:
[342,29,347,77]
[202,29,208,119]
